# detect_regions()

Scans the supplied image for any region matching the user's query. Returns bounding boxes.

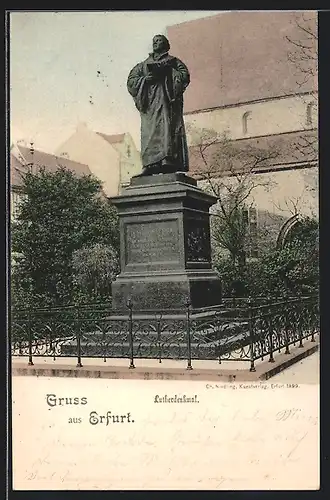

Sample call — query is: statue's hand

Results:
[145,72,156,82]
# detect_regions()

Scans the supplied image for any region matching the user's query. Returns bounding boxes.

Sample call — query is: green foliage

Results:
[72,243,119,303]
[212,255,247,297]
[11,167,119,307]
[214,216,319,297]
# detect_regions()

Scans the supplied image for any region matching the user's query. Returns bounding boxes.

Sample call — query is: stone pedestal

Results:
[110,172,222,313]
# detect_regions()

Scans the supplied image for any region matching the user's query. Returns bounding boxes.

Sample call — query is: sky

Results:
[9,10,221,153]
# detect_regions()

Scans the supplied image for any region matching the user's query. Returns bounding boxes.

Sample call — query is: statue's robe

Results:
[127,51,190,170]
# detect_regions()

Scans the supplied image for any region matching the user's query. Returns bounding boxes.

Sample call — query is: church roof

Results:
[167,11,317,113]
[189,129,318,178]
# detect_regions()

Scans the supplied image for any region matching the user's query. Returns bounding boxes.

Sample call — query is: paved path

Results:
[270,349,319,384]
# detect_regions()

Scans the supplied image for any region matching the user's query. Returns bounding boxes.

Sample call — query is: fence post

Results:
[76,304,83,368]
[127,298,135,369]
[28,306,34,366]
[298,301,304,348]
[156,313,162,363]
[18,337,23,356]
[49,304,55,361]
[248,297,256,372]
[268,298,275,363]
[186,300,193,370]
[102,323,107,363]
[218,337,222,365]
[310,298,316,342]
[284,296,290,355]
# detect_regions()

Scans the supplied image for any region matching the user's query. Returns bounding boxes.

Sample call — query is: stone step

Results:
[75,321,249,343]
[60,332,250,359]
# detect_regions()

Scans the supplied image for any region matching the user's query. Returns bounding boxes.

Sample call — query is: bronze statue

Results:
[127,34,190,176]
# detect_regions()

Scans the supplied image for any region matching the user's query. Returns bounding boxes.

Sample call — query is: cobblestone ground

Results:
[270,349,319,384]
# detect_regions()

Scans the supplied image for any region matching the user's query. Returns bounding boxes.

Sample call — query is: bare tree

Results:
[285,12,318,163]
[187,124,280,268]
[273,194,306,218]
[286,12,317,90]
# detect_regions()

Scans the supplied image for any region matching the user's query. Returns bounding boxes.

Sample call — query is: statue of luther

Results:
[127,34,190,176]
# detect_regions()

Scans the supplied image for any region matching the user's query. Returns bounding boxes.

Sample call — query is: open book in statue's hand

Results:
[147,60,174,76]
[147,63,163,76]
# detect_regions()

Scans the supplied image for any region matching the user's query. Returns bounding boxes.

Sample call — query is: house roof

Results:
[189,129,318,178]
[167,11,317,113]
[10,145,92,188]
[18,145,91,174]
[10,153,26,188]
[96,132,126,145]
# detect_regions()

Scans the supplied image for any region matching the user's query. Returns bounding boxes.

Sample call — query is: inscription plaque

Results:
[125,220,179,264]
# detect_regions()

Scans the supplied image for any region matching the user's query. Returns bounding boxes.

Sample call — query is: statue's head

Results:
[152,34,170,54]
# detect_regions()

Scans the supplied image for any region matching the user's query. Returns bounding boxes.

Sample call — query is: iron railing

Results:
[10,295,319,371]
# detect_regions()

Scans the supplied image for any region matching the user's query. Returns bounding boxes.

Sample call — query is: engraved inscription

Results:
[125,220,179,264]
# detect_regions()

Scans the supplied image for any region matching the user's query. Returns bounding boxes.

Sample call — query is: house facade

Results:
[55,123,142,197]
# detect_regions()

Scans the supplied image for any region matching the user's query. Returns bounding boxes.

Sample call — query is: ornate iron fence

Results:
[11,295,319,371]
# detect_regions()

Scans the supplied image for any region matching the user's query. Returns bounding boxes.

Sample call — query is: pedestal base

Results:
[112,270,222,312]
[110,172,222,313]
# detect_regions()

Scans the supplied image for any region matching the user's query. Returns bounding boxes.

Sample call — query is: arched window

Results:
[276,214,300,250]
[242,111,252,135]
[306,102,315,127]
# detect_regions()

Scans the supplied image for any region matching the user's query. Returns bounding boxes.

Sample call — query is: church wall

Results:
[184,94,318,144]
